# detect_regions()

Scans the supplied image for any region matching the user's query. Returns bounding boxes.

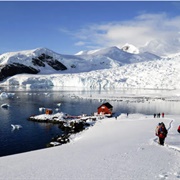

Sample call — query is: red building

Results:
[45,108,53,115]
[97,102,113,116]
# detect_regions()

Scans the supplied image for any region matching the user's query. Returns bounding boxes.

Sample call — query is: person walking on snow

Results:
[157,122,168,145]
[155,123,161,136]
[162,112,164,118]
[177,125,180,133]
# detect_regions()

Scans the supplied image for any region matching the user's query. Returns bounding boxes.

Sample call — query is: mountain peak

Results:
[118,43,139,54]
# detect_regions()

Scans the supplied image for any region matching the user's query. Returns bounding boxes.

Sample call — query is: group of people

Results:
[155,122,180,146]
[154,112,164,118]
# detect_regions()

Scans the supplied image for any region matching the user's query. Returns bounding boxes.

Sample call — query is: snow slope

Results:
[140,38,180,57]
[0,114,180,180]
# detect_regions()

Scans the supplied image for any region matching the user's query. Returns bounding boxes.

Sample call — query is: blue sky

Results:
[0,1,180,55]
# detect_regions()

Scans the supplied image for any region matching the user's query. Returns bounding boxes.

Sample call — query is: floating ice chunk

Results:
[11,124,22,130]
[49,141,61,146]
[57,103,61,107]
[0,92,8,98]
[0,92,15,99]
[1,103,10,109]
[39,107,45,112]
[25,84,31,89]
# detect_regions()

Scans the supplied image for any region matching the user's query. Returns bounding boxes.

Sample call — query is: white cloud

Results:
[74,41,85,46]
[71,13,180,49]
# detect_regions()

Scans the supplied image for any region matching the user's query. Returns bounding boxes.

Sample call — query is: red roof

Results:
[98,102,113,109]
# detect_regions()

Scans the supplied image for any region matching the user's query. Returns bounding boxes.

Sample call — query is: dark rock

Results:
[32,53,67,71]
[46,59,67,71]
[0,53,68,81]
[73,122,84,133]
[0,63,39,81]
[32,58,45,67]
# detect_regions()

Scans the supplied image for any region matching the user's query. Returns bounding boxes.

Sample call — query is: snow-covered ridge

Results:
[76,46,159,65]
[139,38,180,57]
[0,46,160,77]
[75,49,101,55]
[0,46,160,70]
[1,45,180,90]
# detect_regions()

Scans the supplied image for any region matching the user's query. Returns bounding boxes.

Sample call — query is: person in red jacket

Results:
[177,125,180,133]
[157,122,168,145]
[155,123,161,136]
[162,112,164,118]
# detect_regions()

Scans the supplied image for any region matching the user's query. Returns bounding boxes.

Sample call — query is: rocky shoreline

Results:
[28,112,102,147]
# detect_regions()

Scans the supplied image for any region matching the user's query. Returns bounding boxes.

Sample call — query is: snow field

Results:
[0,114,180,180]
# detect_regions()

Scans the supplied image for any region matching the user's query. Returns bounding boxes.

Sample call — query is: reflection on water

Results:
[1,87,180,157]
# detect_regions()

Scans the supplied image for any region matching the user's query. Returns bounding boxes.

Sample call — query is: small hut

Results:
[97,102,113,116]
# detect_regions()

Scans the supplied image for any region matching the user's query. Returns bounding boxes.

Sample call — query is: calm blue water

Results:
[1,88,180,157]
[0,89,103,157]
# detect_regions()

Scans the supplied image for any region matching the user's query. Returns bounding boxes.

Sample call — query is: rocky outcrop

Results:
[0,53,68,81]
[32,53,67,70]
[0,63,39,81]
[47,120,91,147]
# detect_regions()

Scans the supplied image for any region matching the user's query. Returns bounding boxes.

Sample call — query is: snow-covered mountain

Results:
[0,46,159,81]
[139,38,180,57]
[76,46,159,64]
[1,45,180,90]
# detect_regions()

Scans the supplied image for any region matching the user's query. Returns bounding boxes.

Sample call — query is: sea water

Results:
[0,89,102,157]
